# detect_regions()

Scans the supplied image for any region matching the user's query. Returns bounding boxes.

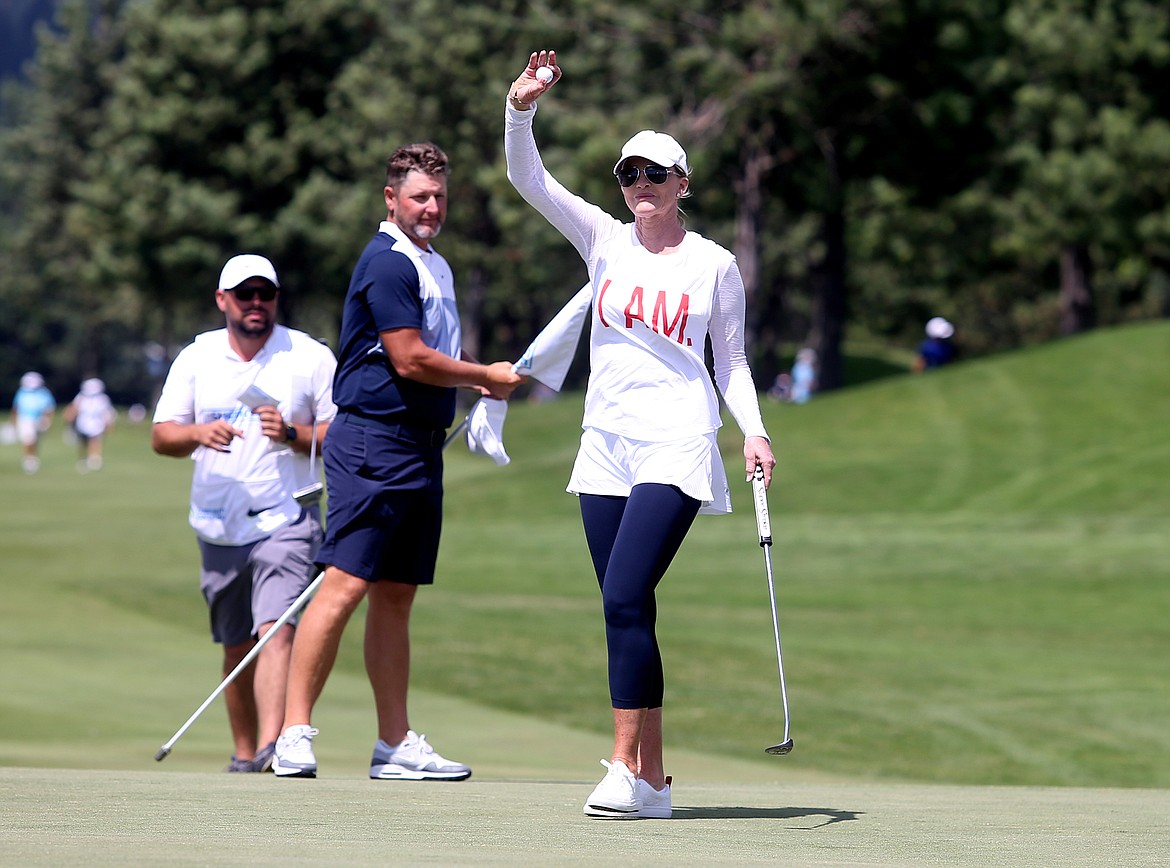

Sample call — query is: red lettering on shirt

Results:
[624,286,646,329]
[601,282,693,346]
[652,292,690,345]
[597,279,611,328]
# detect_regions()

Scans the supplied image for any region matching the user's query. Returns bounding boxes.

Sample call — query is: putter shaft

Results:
[154,571,324,760]
[763,544,792,748]
[752,463,793,755]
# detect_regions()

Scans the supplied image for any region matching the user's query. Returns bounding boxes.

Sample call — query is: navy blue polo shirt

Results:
[332,225,462,430]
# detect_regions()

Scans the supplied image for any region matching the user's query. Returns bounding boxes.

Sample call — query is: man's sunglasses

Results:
[228,286,278,302]
[615,164,681,187]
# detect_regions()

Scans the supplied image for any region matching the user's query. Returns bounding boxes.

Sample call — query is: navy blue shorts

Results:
[316,414,445,584]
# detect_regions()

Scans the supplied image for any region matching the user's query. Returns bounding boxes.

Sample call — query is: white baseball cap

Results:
[925,316,954,339]
[614,130,690,175]
[81,378,105,396]
[20,372,44,390]
[218,254,279,291]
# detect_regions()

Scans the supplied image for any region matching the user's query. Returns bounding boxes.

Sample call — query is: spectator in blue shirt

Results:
[915,317,956,372]
[11,372,55,474]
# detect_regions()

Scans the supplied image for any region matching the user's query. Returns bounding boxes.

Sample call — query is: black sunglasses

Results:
[615,164,681,187]
[228,286,278,302]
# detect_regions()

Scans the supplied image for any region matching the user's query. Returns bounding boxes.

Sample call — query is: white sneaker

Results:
[583,759,639,818]
[634,775,672,818]
[369,730,471,780]
[273,725,319,778]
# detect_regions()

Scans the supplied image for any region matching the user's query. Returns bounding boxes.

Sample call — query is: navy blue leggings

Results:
[580,484,700,709]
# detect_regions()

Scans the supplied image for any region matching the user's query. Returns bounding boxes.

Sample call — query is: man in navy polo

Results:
[273,142,524,780]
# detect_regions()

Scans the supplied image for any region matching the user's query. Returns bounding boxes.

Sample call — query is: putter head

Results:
[294,482,323,506]
[154,746,171,762]
[765,739,794,756]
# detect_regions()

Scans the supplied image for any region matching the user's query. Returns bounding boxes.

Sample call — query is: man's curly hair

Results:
[385,143,449,189]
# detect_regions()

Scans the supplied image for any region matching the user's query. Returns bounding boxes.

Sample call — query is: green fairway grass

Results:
[3,768,1168,866]
[1,321,1168,791]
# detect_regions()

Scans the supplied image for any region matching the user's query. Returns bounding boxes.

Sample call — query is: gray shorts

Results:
[198,507,323,646]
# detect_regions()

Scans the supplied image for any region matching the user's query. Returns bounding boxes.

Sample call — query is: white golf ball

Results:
[535,66,554,84]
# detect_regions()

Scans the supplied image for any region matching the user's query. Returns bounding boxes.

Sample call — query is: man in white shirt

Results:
[152,254,337,773]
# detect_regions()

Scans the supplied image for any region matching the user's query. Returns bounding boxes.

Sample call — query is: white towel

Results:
[466,397,511,466]
[465,283,592,463]
[512,284,592,390]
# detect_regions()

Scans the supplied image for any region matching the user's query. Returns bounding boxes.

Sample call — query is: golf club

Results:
[444,412,470,449]
[154,571,324,761]
[752,462,793,755]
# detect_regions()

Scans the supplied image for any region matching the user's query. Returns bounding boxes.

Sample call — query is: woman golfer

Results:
[505,50,776,819]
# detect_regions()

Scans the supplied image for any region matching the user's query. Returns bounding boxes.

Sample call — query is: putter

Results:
[752,462,793,755]
[443,413,470,449]
[154,571,324,761]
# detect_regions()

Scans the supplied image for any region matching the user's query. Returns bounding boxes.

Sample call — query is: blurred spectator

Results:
[11,371,55,474]
[767,372,793,402]
[64,378,116,472]
[914,317,956,372]
[790,348,817,404]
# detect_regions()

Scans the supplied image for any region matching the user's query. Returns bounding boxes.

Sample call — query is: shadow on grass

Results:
[671,805,862,827]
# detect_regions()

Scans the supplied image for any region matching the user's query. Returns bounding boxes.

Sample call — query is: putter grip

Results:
[752,464,772,546]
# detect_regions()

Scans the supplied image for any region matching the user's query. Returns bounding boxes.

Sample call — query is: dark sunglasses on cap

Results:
[228,286,278,302]
[614,164,682,187]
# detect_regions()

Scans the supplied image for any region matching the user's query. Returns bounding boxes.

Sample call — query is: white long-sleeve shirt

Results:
[505,103,768,442]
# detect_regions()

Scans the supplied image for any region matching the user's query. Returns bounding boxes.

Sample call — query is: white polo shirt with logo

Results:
[153,325,337,546]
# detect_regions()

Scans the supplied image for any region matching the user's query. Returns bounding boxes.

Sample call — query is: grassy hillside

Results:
[1,321,1167,787]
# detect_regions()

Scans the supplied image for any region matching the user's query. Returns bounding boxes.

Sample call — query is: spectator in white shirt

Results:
[64,378,115,471]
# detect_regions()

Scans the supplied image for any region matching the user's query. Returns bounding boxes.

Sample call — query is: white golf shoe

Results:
[633,775,673,819]
[273,725,319,778]
[583,759,640,818]
[369,730,471,781]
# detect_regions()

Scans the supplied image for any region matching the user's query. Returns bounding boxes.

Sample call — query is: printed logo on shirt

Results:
[200,406,254,427]
[597,279,692,347]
